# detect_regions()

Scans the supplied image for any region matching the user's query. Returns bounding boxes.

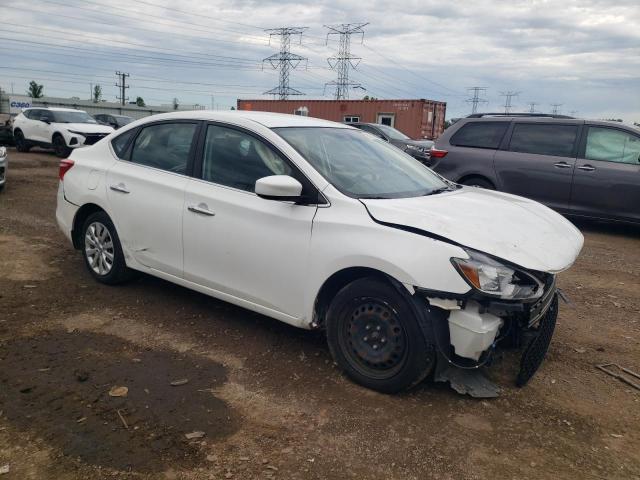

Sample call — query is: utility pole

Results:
[324,23,368,100]
[527,102,539,113]
[262,27,308,100]
[466,87,487,114]
[551,103,563,115]
[115,71,130,106]
[500,91,520,114]
[90,83,93,102]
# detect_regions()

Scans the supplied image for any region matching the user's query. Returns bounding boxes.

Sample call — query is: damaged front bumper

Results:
[415,275,559,397]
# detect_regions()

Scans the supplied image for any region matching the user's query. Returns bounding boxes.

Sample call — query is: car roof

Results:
[25,107,85,112]
[142,110,352,129]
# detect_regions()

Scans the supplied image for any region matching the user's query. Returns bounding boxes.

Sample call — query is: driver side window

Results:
[130,122,197,174]
[201,124,292,192]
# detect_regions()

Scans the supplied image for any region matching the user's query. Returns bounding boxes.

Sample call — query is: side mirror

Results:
[109,122,118,128]
[255,175,303,201]
[40,117,50,124]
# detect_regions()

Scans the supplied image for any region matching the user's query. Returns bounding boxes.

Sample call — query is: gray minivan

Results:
[431,114,640,224]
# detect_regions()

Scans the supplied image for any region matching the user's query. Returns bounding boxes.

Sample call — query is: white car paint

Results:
[13,107,114,149]
[56,110,583,367]
[362,187,584,273]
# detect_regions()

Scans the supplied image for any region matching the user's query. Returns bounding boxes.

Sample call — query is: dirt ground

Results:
[0,149,639,480]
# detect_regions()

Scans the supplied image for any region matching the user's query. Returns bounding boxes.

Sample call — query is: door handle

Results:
[577,165,595,172]
[187,203,216,216]
[553,162,572,169]
[109,183,130,194]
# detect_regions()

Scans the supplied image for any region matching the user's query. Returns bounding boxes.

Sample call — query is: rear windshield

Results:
[450,121,508,149]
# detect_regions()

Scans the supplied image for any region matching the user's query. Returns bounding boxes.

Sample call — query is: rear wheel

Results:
[326,277,434,393]
[81,211,134,285]
[460,177,495,189]
[14,131,30,152]
[53,135,71,158]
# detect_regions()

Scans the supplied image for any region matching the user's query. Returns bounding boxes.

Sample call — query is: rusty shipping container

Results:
[237,99,447,140]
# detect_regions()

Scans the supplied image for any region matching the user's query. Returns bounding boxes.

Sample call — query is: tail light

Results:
[59,159,75,181]
[429,147,448,159]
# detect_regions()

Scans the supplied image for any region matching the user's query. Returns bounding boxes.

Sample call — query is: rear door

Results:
[570,125,640,222]
[106,120,200,277]
[493,121,581,211]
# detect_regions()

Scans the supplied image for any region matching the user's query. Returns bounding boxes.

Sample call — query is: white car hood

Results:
[59,123,114,134]
[362,187,584,273]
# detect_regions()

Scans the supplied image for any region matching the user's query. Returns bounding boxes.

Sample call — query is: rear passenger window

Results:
[111,128,137,159]
[585,127,640,164]
[450,122,508,149]
[509,124,578,157]
[130,123,197,174]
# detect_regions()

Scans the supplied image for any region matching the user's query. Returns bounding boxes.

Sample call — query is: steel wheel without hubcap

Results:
[84,221,115,276]
[341,298,408,379]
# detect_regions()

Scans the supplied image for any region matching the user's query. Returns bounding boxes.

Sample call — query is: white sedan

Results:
[56,111,583,394]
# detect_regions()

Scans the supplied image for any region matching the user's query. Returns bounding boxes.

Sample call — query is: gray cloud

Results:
[2,0,638,121]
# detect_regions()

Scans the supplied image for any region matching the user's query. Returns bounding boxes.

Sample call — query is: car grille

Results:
[82,133,109,145]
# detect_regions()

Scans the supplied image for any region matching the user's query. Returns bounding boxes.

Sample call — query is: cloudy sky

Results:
[2,0,639,121]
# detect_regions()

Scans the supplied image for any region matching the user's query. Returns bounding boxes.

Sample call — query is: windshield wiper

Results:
[425,186,453,195]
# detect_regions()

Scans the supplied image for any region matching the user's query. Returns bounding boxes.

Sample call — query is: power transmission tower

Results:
[500,91,521,114]
[262,27,308,100]
[527,102,539,113]
[115,71,129,106]
[551,103,563,115]
[466,87,487,114]
[569,110,579,117]
[324,23,368,100]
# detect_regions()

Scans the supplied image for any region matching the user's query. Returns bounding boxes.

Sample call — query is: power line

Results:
[500,91,521,114]
[466,87,488,114]
[116,71,129,106]
[324,23,368,100]
[262,27,308,100]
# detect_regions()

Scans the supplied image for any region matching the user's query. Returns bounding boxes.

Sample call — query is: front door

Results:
[106,121,199,277]
[570,125,640,222]
[183,123,318,319]
[493,122,581,211]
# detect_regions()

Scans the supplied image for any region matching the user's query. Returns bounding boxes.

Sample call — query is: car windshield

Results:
[52,111,97,124]
[375,124,410,140]
[274,127,449,199]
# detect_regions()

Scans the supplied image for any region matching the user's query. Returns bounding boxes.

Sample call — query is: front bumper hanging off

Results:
[417,278,560,397]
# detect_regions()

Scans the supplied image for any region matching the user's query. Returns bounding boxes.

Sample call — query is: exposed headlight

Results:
[67,130,87,136]
[452,250,543,300]
[0,146,6,159]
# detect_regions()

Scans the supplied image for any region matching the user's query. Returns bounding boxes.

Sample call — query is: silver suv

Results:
[431,114,640,224]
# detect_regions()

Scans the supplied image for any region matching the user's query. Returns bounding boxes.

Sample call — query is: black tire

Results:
[14,131,30,152]
[81,211,134,285]
[53,134,71,158]
[460,177,495,189]
[326,277,435,393]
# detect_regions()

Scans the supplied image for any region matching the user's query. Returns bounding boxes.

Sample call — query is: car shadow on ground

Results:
[570,217,640,238]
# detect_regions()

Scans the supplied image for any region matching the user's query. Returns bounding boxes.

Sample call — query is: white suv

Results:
[55,111,583,395]
[13,107,114,158]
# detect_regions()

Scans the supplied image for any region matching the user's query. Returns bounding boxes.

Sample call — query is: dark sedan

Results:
[349,122,434,164]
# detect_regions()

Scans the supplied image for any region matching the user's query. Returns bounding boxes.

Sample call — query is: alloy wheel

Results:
[84,221,115,276]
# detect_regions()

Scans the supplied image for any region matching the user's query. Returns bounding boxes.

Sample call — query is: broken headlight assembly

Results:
[452,250,543,301]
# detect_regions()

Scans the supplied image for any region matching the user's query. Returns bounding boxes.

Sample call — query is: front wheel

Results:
[53,135,71,158]
[326,277,435,393]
